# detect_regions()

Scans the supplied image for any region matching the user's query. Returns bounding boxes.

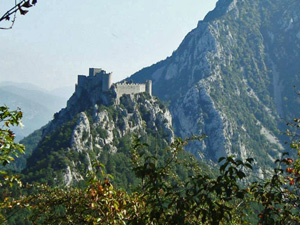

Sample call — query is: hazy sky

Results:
[0,0,217,90]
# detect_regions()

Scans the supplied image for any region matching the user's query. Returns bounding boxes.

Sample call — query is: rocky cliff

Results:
[23,87,174,187]
[129,0,300,176]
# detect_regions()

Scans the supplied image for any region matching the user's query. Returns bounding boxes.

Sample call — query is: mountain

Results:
[128,0,300,177]
[18,0,300,184]
[22,71,176,188]
[0,81,45,91]
[0,82,68,140]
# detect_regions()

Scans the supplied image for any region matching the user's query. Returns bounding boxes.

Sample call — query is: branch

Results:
[0,0,37,30]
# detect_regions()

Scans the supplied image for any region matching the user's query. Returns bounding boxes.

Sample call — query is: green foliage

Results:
[95,126,108,139]
[1,128,43,172]
[0,106,24,189]
[0,106,25,223]
[2,130,300,224]
[0,106,24,168]
[23,116,78,185]
[130,136,252,224]
[2,168,140,225]
[3,94,300,224]
[120,95,135,113]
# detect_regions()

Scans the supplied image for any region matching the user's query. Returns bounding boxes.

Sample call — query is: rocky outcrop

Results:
[62,94,174,185]
[25,88,174,186]
[129,0,300,172]
[71,112,93,153]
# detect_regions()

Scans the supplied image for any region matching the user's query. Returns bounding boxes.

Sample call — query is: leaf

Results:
[246,158,254,163]
[18,5,29,15]
[245,163,252,170]
[236,192,244,199]
[237,171,246,179]
[149,163,155,169]
[22,1,32,8]
[220,162,228,172]
[236,160,243,165]
[218,157,226,163]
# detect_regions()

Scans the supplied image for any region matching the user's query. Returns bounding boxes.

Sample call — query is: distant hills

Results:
[0,82,74,140]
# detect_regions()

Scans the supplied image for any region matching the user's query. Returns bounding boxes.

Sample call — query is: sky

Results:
[0,0,217,91]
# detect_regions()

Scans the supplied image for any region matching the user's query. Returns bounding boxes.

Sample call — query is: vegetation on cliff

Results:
[1,111,300,224]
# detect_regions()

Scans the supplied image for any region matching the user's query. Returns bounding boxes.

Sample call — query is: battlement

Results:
[116,82,145,86]
[113,80,152,98]
[74,68,152,101]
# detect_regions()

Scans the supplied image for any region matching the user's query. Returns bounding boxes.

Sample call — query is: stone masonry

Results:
[75,68,152,101]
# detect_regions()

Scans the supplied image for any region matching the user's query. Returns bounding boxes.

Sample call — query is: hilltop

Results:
[22,68,175,188]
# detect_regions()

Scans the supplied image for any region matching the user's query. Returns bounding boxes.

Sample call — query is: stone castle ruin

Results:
[75,68,152,100]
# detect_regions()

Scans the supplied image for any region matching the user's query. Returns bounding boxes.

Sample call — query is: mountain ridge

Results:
[0,85,67,140]
[14,0,300,184]
[127,0,300,176]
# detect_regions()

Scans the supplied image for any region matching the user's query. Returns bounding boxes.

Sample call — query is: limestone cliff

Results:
[129,0,300,176]
[23,90,174,187]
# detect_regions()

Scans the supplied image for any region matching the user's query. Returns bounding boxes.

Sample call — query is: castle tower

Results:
[145,80,152,96]
[102,73,112,92]
[89,68,102,76]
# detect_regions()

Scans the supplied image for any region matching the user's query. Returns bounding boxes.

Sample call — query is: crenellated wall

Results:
[113,82,146,98]
[74,68,152,102]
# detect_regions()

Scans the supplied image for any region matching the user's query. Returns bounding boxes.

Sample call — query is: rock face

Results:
[24,86,174,186]
[129,0,300,173]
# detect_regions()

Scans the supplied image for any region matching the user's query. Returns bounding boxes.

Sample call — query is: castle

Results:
[75,68,152,100]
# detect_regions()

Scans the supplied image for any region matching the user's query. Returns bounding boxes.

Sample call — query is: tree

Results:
[0,106,25,223]
[0,105,24,178]
[1,115,300,224]
[0,135,254,224]
[0,0,37,30]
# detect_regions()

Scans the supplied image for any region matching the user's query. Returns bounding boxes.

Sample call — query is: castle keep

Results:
[75,68,152,99]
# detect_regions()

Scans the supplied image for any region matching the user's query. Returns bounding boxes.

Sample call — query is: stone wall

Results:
[114,83,146,98]
[74,68,152,103]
